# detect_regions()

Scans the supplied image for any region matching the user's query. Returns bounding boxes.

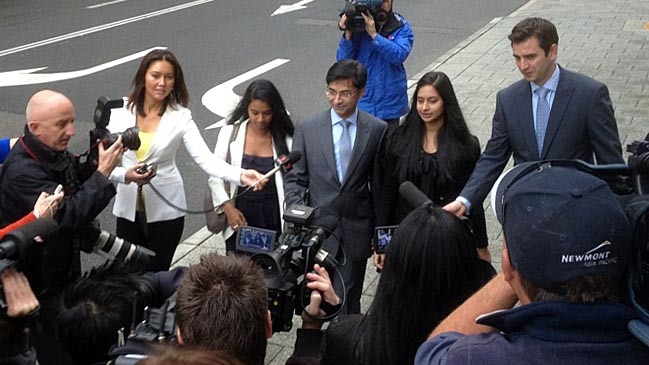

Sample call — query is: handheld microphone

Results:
[398,181,432,208]
[252,151,302,187]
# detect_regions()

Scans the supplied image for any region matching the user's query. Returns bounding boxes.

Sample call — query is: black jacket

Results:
[0,129,116,296]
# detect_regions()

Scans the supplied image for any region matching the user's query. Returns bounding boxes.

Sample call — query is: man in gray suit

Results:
[445,17,624,261]
[284,59,387,314]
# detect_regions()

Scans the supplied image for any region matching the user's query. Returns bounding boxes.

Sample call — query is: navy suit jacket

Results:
[284,109,387,260]
[461,66,624,207]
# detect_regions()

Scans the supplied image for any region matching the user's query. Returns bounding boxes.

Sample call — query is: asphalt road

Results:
[0,0,527,257]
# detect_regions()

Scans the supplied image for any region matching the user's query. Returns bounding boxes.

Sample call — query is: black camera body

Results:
[343,0,383,32]
[624,134,649,318]
[89,97,141,158]
[235,205,339,332]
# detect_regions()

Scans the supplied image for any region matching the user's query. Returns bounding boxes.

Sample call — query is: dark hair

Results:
[127,49,190,117]
[56,261,155,364]
[520,274,625,304]
[359,206,495,365]
[387,71,479,186]
[226,79,294,156]
[139,345,245,365]
[175,254,268,365]
[326,59,367,89]
[508,17,559,55]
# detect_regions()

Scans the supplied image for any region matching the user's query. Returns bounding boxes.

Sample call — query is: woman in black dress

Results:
[375,71,489,265]
[208,79,294,253]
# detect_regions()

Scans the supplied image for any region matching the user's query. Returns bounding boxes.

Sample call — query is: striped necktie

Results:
[535,86,551,156]
[339,120,352,182]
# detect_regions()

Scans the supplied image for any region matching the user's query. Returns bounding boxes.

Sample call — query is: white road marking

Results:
[0,0,213,57]
[86,0,128,9]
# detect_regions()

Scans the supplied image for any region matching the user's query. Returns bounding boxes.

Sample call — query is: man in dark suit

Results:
[445,17,624,261]
[284,59,387,314]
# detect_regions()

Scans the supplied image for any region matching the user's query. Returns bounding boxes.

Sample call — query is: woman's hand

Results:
[223,201,247,231]
[126,163,155,186]
[302,264,341,330]
[373,252,386,271]
[33,191,64,218]
[240,169,268,191]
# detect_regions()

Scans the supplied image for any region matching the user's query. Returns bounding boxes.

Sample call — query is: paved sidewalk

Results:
[171,0,649,363]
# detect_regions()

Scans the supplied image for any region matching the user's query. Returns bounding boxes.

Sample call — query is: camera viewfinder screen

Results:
[375,225,398,254]
[236,226,276,254]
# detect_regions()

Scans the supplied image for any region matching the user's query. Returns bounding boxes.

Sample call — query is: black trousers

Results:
[116,216,184,272]
[339,258,368,315]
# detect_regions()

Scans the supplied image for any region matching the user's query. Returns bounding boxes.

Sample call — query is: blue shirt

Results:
[331,108,358,182]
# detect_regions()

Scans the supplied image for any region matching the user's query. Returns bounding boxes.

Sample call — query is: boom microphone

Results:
[398,181,433,208]
[0,218,59,260]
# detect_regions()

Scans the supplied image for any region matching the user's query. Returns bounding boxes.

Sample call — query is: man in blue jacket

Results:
[337,0,414,127]
[416,162,649,365]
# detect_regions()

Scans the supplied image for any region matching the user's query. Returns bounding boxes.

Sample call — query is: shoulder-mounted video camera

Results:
[342,0,383,32]
[235,205,342,332]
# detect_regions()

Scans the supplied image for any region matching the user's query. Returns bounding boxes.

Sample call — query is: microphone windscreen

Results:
[399,181,432,208]
[286,151,302,164]
[8,218,59,242]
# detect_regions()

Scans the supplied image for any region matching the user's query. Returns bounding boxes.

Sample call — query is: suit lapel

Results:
[342,113,371,187]
[515,83,539,159]
[541,69,573,158]
[318,111,339,185]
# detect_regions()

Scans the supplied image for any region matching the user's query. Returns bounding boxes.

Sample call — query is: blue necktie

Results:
[339,120,352,182]
[535,86,551,156]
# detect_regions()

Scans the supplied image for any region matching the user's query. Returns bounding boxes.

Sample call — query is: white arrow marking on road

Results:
[0,46,167,87]
[271,0,315,16]
[202,58,290,129]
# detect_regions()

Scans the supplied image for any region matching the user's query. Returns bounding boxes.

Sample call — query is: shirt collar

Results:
[531,64,560,94]
[331,108,359,126]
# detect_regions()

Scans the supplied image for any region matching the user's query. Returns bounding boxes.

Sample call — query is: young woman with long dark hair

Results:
[208,79,294,253]
[375,71,490,263]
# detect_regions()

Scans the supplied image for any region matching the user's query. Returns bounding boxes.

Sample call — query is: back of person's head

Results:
[492,162,632,303]
[361,206,495,365]
[175,254,268,365]
[508,17,558,55]
[57,260,154,364]
[138,345,245,365]
[325,59,367,90]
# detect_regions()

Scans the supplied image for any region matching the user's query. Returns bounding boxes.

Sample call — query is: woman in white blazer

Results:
[209,79,294,253]
[107,49,264,271]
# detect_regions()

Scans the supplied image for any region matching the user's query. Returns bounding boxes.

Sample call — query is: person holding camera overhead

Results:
[107,49,266,272]
[374,71,490,266]
[208,79,293,254]
[337,0,414,127]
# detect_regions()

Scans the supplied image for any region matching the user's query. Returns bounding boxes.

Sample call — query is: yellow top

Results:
[136,131,155,161]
